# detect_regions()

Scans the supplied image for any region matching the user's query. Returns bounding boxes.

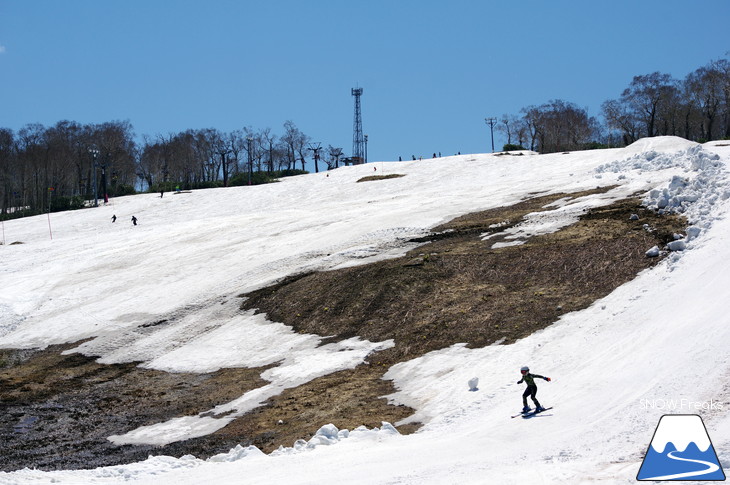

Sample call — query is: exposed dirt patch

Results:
[0,189,686,471]
[242,189,684,357]
[0,344,270,471]
[357,174,406,183]
[215,362,419,453]
[235,190,685,447]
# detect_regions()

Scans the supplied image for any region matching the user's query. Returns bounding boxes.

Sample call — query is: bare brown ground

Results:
[235,189,684,451]
[0,189,686,471]
[0,344,271,470]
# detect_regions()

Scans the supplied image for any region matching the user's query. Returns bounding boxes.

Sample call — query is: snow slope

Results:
[1,137,729,483]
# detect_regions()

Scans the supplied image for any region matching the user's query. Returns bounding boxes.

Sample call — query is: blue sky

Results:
[1,0,729,166]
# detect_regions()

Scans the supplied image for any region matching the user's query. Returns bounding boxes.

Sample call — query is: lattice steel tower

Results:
[351,87,364,163]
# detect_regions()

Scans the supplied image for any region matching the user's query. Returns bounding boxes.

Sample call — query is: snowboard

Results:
[511,406,553,419]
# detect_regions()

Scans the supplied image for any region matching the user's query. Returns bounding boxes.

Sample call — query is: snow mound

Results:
[207,444,265,462]
[277,422,399,454]
[623,136,699,155]
[597,143,730,242]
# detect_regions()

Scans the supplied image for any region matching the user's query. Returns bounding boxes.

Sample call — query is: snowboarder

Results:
[131,216,137,226]
[517,365,551,413]
[111,214,116,223]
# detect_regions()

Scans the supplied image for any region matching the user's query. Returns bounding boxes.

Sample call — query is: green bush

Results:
[230,169,308,187]
[110,184,136,197]
[276,169,308,178]
[50,195,85,212]
[581,142,609,151]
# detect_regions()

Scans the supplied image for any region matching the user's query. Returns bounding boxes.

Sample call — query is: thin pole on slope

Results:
[47,187,54,240]
[485,117,497,153]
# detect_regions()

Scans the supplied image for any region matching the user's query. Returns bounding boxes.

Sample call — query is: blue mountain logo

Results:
[637,414,726,481]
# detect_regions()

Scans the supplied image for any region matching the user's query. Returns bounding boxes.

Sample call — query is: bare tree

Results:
[259,127,277,173]
[620,72,676,138]
[326,145,344,170]
[601,99,640,145]
[0,128,16,215]
[519,100,597,153]
[685,63,725,141]
[715,58,730,138]
[282,120,309,171]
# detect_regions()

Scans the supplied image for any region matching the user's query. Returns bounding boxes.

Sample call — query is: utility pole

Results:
[364,135,368,164]
[246,136,253,185]
[101,153,109,203]
[307,143,322,173]
[89,147,99,207]
[485,117,497,153]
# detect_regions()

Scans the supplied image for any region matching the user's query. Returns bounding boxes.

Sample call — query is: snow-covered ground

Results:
[1,137,729,483]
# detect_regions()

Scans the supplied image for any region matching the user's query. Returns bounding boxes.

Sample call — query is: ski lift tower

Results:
[352,87,364,164]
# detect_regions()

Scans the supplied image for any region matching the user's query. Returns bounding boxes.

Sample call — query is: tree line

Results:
[3,57,729,219]
[0,119,348,219]
[497,57,730,153]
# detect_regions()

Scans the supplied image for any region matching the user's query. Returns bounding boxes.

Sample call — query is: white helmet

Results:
[520,366,529,372]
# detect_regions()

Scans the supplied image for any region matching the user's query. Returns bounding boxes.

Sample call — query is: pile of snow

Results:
[597,142,729,223]
[273,422,399,455]
[597,141,730,256]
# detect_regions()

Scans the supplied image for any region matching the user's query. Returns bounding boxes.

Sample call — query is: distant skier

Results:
[517,365,551,413]
[160,189,164,198]
[111,214,117,223]
[131,215,137,226]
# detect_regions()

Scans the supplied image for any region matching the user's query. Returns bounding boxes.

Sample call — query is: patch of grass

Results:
[356,174,406,183]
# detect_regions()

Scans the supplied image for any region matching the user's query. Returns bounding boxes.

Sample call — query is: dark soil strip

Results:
[0,345,271,471]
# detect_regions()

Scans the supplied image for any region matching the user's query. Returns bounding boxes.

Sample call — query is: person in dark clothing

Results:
[131,216,137,226]
[517,365,551,413]
[111,214,117,223]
